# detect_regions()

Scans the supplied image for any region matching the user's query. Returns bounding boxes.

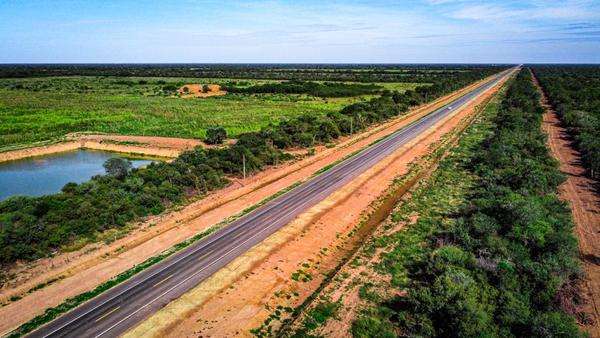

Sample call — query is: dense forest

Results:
[532,66,600,178]
[0,66,502,269]
[224,81,383,97]
[0,64,505,83]
[353,70,582,337]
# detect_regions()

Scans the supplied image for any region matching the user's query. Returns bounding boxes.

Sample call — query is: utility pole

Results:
[242,153,246,180]
[350,117,353,135]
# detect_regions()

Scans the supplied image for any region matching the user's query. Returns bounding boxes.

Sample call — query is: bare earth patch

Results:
[124,74,509,338]
[0,75,495,336]
[533,74,600,337]
[179,84,227,98]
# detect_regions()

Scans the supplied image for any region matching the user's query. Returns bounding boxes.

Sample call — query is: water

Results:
[0,149,157,201]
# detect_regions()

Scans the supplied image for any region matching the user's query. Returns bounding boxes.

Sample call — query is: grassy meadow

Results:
[0,76,422,149]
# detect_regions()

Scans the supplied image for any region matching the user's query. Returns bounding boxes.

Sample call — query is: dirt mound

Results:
[178,84,226,98]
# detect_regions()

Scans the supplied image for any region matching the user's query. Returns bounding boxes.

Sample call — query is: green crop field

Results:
[0,76,422,149]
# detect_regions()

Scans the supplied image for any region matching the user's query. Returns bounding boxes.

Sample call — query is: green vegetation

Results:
[102,157,132,179]
[224,80,383,97]
[0,65,500,149]
[346,70,582,337]
[5,173,305,337]
[0,76,355,148]
[532,66,600,178]
[0,64,503,83]
[204,127,227,145]
[0,66,500,268]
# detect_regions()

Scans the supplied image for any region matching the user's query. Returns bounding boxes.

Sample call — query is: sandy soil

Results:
[0,141,81,163]
[0,134,204,162]
[0,75,495,336]
[533,74,600,337]
[124,73,509,338]
[179,84,227,98]
[67,133,202,151]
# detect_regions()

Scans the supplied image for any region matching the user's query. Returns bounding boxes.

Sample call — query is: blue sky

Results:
[0,0,599,63]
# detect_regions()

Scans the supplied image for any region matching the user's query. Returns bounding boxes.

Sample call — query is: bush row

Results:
[224,80,383,97]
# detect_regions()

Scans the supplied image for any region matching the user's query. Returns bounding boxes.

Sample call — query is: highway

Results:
[25,67,515,338]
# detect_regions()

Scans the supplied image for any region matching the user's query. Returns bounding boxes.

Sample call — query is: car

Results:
[447,106,452,110]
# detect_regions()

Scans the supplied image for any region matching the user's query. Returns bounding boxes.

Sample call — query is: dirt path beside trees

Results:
[533,74,600,337]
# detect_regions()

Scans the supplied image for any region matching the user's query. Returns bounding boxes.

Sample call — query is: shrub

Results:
[204,127,227,145]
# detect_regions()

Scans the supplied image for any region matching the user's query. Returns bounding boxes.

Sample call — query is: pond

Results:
[0,149,158,201]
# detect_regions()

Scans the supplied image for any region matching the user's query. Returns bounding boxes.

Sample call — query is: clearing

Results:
[178,84,227,98]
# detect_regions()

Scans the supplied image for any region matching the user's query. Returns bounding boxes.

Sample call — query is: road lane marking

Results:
[231,231,244,240]
[196,251,212,261]
[153,275,174,288]
[95,306,120,322]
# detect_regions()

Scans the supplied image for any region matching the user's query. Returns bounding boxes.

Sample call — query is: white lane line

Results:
[152,275,173,288]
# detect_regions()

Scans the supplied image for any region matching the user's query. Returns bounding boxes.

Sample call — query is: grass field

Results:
[0,76,422,149]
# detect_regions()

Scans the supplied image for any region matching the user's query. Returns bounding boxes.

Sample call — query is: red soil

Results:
[178,84,226,98]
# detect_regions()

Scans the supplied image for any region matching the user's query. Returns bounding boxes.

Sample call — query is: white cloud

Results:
[446,1,599,21]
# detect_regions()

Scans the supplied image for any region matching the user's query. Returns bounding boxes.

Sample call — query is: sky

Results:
[0,0,599,63]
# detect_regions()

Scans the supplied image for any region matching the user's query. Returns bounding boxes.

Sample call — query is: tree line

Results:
[532,66,600,178]
[358,70,583,337]
[223,81,383,97]
[0,67,501,269]
[0,64,505,83]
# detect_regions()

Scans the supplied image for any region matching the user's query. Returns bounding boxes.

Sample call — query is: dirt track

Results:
[0,75,497,336]
[533,74,600,337]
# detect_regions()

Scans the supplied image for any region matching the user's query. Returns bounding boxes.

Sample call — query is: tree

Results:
[202,84,211,93]
[103,158,132,179]
[204,127,227,145]
[182,86,189,93]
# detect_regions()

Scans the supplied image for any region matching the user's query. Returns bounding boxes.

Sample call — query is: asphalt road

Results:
[25,67,515,338]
